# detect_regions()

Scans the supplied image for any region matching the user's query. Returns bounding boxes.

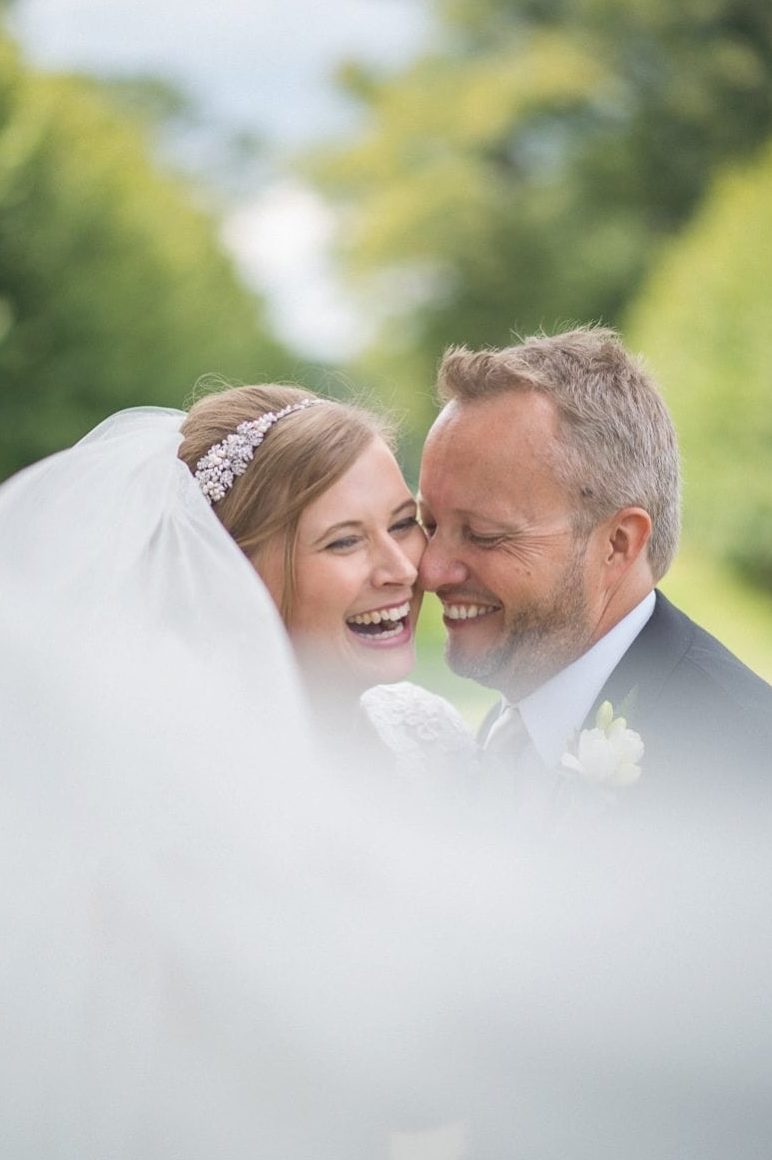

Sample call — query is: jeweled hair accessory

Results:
[194,397,325,504]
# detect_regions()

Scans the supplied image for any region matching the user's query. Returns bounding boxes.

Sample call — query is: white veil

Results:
[0,406,311,844]
[0,409,337,1155]
[1,409,771,1158]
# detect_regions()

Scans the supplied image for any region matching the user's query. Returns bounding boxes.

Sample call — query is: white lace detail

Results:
[361,681,476,780]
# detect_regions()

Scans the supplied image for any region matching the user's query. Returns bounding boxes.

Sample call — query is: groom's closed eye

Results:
[466,530,508,548]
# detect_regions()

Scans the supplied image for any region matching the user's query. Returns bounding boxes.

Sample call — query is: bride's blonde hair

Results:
[178,384,392,621]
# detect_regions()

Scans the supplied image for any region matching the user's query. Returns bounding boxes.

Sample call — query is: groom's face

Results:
[418,392,603,702]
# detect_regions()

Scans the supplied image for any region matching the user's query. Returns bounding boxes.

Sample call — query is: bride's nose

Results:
[372,537,419,589]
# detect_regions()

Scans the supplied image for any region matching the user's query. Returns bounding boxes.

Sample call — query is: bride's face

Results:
[261,437,426,693]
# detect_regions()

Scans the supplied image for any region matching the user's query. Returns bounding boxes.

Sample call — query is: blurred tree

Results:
[308,0,772,429]
[92,73,199,128]
[91,72,273,201]
[0,32,292,478]
[627,138,772,592]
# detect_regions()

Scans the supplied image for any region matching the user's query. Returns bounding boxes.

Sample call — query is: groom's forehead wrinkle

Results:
[421,495,522,533]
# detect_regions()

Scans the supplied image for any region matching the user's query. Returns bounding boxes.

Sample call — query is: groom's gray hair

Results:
[436,326,681,582]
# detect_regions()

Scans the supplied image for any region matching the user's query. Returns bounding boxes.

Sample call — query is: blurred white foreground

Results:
[2,668,770,1159]
[1,411,770,1158]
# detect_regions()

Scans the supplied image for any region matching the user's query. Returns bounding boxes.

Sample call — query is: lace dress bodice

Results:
[360,681,476,781]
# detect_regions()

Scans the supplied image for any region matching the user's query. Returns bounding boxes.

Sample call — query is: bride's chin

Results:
[352,627,416,674]
[358,648,416,687]
[294,640,415,699]
[341,643,416,693]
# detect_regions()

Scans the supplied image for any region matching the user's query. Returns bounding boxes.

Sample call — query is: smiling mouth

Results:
[346,600,411,641]
[441,601,501,623]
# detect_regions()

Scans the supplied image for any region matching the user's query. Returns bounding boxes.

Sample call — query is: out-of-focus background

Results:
[2,0,770,719]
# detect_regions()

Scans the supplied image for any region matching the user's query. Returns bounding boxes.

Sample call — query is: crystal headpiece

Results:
[194,397,325,505]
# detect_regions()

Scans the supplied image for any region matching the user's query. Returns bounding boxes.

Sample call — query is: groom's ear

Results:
[602,507,653,574]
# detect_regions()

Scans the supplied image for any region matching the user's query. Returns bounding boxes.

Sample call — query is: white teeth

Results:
[442,603,498,621]
[348,601,410,626]
[368,623,403,640]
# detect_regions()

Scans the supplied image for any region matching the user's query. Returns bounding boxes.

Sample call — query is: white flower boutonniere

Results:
[561,701,644,788]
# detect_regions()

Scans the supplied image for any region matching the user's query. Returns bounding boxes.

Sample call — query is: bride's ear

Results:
[602,507,653,575]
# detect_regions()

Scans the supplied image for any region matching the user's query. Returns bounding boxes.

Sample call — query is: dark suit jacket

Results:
[587,590,772,804]
[478,591,772,805]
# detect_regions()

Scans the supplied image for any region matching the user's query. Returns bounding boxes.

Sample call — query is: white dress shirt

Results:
[517,591,656,769]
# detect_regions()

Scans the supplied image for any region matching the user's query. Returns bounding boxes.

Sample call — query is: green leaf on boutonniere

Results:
[561,700,644,788]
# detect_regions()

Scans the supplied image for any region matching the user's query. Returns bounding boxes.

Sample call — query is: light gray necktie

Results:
[481,705,534,808]
[482,705,558,823]
[484,704,531,765]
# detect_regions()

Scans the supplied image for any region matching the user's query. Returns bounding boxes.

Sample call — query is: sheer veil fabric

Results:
[0,409,346,1155]
[0,406,310,815]
[0,409,496,1156]
[2,409,772,1158]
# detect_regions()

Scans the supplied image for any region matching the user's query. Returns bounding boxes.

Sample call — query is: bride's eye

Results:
[325,535,361,552]
[389,515,419,535]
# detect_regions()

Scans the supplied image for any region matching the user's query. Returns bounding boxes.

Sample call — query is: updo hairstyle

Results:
[178,384,392,621]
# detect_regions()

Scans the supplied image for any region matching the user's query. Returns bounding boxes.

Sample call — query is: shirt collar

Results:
[517,591,656,769]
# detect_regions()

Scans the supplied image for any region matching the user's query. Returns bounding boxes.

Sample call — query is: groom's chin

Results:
[444,633,544,700]
[444,637,504,689]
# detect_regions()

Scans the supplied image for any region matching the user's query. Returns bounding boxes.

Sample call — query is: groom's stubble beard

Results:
[445,542,594,703]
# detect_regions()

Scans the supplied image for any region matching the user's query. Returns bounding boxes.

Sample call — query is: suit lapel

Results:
[586,590,695,729]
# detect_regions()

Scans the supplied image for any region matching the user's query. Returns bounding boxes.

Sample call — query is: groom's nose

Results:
[418,534,469,592]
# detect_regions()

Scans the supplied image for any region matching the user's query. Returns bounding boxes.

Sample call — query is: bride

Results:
[177,382,474,776]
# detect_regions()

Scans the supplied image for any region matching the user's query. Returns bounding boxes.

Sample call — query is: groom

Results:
[417,327,772,806]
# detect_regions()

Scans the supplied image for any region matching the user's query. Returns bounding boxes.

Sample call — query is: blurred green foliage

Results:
[627,138,772,592]
[308,0,772,434]
[0,32,290,478]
